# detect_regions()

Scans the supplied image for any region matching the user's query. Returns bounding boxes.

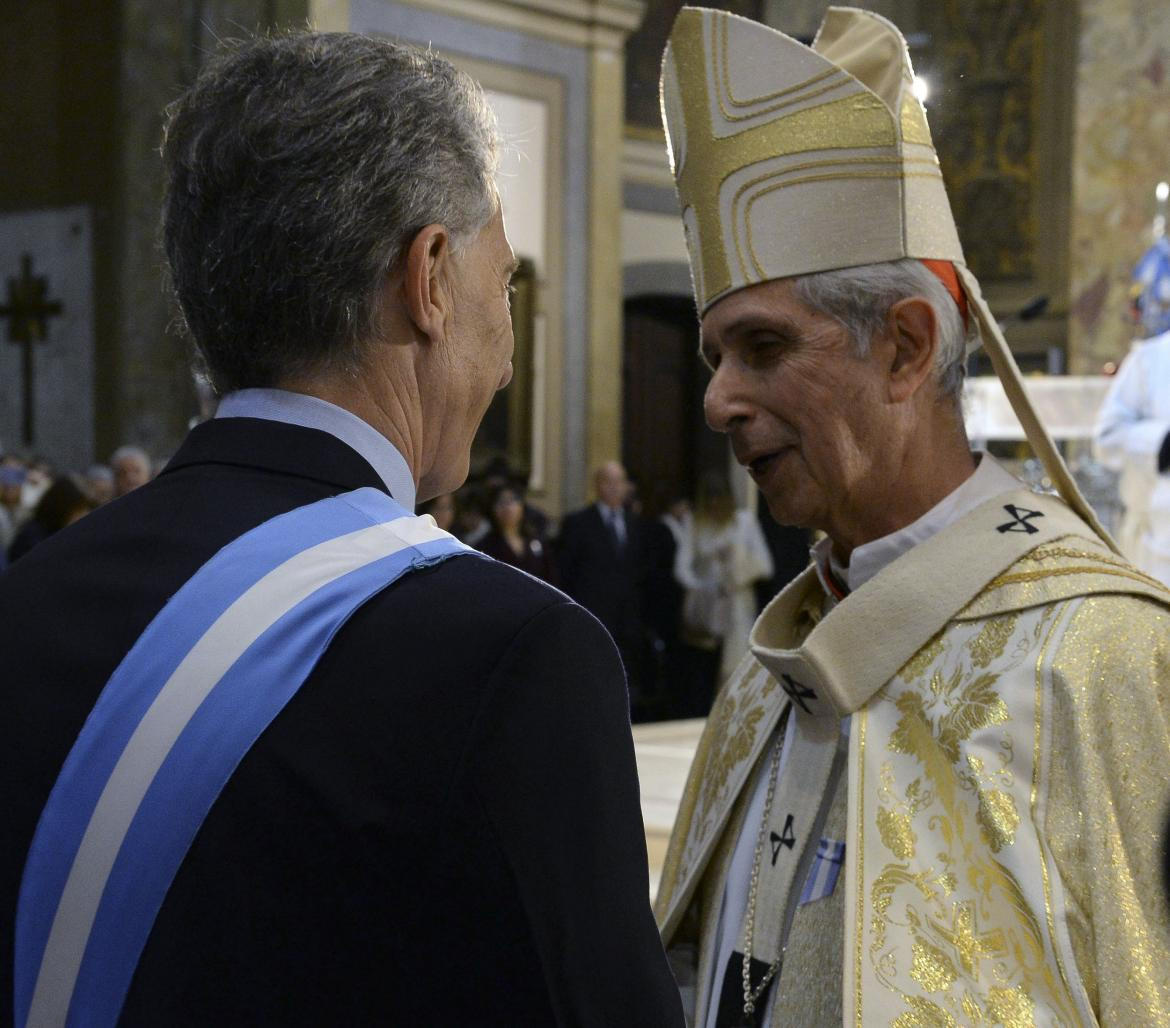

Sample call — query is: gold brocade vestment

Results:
[656,490,1170,1026]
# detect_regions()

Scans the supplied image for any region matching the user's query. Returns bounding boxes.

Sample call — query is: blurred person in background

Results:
[1093,329,1170,584]
[558,461,654,718]
[8,476,95,564]
[643,498,690,719]
[22,458,54,511]
[478,482,558,585]
[453,481,491,546]
[418,492,457,533]
[110,444,152,497]
[83,465,116,506]
[0,458,29,553]
[672,474,773,714]
[481,455,550,542]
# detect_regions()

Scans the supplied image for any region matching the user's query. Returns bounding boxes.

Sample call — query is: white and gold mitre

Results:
[660,5,1119,551]
[660,5,962,314]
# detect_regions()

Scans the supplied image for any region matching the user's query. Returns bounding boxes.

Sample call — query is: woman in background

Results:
[673,474,773,710]
[8,475,95,563]
[478,483,558,586]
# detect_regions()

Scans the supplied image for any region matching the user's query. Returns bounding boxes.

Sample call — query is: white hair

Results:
[793,258,976,403]
[110,445,150,467]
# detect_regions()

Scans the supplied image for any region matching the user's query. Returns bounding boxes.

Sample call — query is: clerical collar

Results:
[812,453,1021,597]
[215,388,417,511]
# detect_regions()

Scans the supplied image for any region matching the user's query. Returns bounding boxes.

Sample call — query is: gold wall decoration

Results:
[924,0,1044,283]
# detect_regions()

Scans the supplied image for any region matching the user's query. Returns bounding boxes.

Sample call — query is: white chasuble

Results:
[656,490,1170,1026]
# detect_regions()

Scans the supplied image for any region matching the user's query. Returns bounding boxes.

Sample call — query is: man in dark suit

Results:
[0,33,683,1027]
[557,462,655,718]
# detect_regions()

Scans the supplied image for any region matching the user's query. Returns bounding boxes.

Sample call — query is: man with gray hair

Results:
[654,8,1170,1026]
[109,445,152,497]
[1,33,683,1027]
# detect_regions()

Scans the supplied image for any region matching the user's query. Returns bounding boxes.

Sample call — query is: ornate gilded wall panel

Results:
[924,0,1044,284]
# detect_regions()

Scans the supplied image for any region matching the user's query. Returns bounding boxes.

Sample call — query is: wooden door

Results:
[622,295,722,518]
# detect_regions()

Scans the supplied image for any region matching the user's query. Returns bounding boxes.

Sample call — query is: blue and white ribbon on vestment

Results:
[15,487,473,1028]
[799,837,845,906]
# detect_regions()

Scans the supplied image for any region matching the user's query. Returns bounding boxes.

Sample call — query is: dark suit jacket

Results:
[555,505,647,649]
[0,418,683,1027]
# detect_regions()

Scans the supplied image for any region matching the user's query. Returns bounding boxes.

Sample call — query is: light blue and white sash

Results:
[15,487,472,1028]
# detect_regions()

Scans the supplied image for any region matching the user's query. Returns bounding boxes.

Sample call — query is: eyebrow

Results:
[503,257,522,279]
[718,312,805,341]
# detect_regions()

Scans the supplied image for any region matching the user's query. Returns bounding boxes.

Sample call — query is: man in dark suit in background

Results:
[557,461,655,719]
[0,33,683,1027]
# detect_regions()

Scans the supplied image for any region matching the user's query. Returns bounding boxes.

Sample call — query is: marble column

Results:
[586,7,642,478]
[106,0,325,462]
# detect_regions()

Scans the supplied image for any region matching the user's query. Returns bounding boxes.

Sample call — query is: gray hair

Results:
[162,32,500,394]
[793,258,974,403]
[109,445,150,468]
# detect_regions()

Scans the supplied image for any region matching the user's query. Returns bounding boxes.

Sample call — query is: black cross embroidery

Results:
[996,504,1044,535]
[769,815,796,865]
[779,673,816,714]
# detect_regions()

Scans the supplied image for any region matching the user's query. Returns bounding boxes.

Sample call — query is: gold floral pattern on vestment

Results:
[861,602,1084,1025]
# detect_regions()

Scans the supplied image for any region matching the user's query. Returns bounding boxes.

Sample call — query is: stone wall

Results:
[112,0,296,461]
[1070,0,1170,372]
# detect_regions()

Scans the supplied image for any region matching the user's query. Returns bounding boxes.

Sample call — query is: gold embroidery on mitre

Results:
[661,7,968,315]
[715,13,849,121]
[900,91,933,146]
[726,154,939,282]
[663,10,896,307]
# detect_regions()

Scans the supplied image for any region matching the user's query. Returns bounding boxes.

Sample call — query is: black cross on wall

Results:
[0,254,64,445]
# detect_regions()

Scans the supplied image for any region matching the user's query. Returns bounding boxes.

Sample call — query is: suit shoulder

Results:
[559,507,591,529]
[367,549,576,634]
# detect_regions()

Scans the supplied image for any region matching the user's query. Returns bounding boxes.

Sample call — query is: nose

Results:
[703,362,751,433]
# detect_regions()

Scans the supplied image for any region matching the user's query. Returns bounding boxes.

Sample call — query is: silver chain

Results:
[741,733,785,1018]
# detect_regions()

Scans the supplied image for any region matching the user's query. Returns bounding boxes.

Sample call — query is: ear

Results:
[401,223,454,344]
[882,296,938,404]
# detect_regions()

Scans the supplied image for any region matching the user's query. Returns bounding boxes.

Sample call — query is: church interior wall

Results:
[1070,0,1170,373]
[1,0,309,466]
[351,0,591,516]
[1,0,117,464]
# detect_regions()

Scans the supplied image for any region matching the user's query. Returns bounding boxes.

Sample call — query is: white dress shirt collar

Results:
[812,453,1021,596]
[214,387,417,511]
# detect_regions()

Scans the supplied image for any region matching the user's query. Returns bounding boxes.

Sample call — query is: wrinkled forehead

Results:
[699,276,831,350]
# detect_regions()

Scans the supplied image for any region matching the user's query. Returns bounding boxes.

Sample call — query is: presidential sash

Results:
[15,487,472,1028]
